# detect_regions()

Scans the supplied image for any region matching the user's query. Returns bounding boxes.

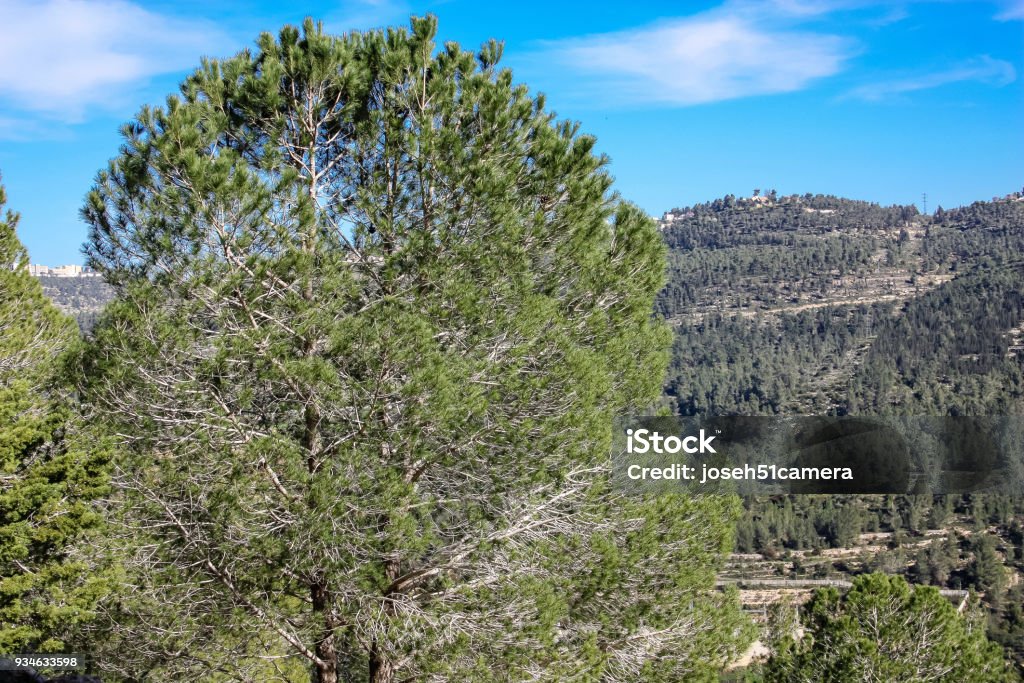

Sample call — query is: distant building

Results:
[28,264,99,277]
[659,210,694,223]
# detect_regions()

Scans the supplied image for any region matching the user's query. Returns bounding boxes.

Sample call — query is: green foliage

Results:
[990,584,1024,673]
[657,193,917,319]
[662,192,1024,671]
[79,17,748,682]
[853,264,1024,415]
[0,175,112,653]
[765,573,1016,682]
[666,304,883,416]
[968,534,1007,595]
[661,193,1024,418]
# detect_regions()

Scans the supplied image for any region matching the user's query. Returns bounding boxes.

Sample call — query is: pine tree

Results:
[0,176,111,653]
[80,18,751,682]
[765,573,1014,682]
[969,534,1007,596]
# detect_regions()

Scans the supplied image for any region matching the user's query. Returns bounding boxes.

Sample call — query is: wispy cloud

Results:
[865,5,911,27]
[846,56,1016,101]
[995,0,1024,20]
[735,0,870,17]
[0,116,59,142]
[530,10,854,108]
[0,0,229,120]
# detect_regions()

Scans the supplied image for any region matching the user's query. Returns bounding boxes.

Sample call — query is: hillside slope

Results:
[658,190,1024,672]
[659,191,1024,416]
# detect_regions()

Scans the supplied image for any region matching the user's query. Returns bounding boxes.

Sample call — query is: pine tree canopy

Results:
[79,16,751,683]
[764,573,1015,682]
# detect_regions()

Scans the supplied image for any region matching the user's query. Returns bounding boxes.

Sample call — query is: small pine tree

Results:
[765,573,1014,682]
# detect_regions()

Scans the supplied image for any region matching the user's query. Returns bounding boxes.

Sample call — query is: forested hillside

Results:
[661,191,1024,416]
[36,276,112,331]
[658,190,1024,674]
[1,3,1018,679]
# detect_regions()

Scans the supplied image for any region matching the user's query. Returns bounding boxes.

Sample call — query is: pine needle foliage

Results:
[0,176,112,654]
[81,17,750,682]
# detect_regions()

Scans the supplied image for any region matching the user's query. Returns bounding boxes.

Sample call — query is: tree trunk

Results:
[369,647,395,683]
[312,580,338,683]
[369,557,401,683]
[315,638,338,683]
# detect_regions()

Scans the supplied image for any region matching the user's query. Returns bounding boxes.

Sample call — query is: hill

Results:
[659,191,1024,416]
[36,275,113,331]
[657,190,1024,672]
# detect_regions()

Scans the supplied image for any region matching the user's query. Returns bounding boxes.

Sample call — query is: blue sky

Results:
[0,0,1021,265]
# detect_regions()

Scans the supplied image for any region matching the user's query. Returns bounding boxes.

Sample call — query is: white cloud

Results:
[0,0,228,119]
[534,13,853,107]
[846,56,1017,101]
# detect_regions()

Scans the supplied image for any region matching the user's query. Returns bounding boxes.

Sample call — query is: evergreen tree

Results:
[765,573,1014,682]
[80,18,751,682]
[0,176,111,653]
[969,534,1007,596]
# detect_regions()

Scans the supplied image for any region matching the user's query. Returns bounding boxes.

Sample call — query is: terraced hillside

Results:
[659,191,1024,416]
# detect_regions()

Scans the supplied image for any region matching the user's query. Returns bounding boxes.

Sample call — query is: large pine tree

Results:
[0,176,110,654]
[81,17,751,682]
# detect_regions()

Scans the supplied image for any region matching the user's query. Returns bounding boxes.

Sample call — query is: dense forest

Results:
[658,190,1024,673]
[661,192,1024,416]
[657,193,918,319]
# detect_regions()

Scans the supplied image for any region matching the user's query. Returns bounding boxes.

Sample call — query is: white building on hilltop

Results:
[28,264,99,277]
